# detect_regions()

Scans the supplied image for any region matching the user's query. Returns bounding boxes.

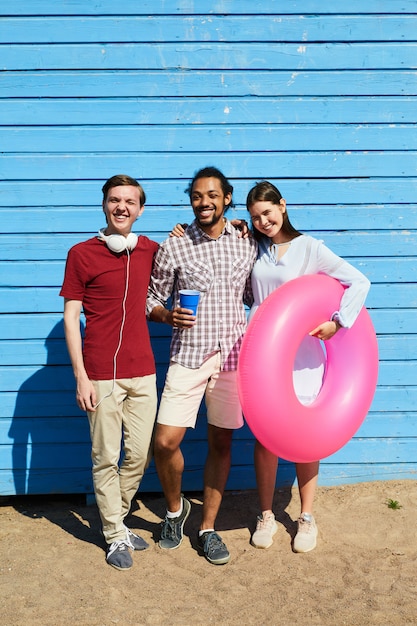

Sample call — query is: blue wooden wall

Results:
[1,1,416,496]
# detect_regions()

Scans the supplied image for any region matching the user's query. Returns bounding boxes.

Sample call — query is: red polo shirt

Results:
[60,235,158,380]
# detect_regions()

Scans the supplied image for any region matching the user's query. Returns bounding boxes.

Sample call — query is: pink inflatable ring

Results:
[237,274,378,463]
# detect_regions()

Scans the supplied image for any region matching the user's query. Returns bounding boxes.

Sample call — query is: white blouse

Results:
[249,235,371,404]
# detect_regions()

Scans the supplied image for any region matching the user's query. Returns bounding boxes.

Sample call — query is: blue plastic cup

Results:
[179,289,200,315]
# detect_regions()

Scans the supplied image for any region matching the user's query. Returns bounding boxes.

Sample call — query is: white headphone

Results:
[98,228,138,253]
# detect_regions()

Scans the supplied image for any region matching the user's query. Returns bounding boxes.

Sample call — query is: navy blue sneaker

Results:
[125,527,149,551]
[198,531,230,565]
[159,496,191,549]
[106,540,133,570]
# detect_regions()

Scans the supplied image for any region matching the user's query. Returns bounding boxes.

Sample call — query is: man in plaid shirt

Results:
[146,167,257,565]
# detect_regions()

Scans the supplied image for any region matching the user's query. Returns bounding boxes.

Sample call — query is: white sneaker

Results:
[251,512,278,549]
[293,513,318,553]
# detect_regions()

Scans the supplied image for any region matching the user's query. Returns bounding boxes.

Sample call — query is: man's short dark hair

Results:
[102,174,146,206]
[185,166,234,209]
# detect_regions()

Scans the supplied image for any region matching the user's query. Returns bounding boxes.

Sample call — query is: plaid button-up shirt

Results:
[146,220,257,370]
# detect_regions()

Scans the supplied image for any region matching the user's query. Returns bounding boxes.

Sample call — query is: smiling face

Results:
[248,199,287,243]
[102,185,144,236]
[190,176,231,236]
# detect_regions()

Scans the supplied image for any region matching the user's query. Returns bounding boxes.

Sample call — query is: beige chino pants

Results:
[87,375,157,545]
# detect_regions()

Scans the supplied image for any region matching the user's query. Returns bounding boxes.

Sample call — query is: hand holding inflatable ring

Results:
[237,274,379,463]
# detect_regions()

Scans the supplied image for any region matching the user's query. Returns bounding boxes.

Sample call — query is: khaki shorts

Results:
[157,352,243,430]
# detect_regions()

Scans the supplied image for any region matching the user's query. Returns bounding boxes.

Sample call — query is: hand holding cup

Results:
[171,290,200,328]
[179,289,200,316]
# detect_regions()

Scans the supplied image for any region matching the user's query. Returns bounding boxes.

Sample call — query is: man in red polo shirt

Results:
[60,174,158,570]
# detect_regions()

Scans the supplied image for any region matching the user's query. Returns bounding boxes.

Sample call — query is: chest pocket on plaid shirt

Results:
[230,257,252,292]
[183,261,213,293]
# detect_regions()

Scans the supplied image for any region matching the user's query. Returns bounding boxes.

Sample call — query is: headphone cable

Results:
[94,248,131,409]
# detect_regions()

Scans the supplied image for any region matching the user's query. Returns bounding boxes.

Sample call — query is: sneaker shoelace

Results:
[124,528,136,550]
[205,532,225,554]
[107,540,129,557]
[298,517,313,534]
[256,513,275,531]
[161,517,180,541]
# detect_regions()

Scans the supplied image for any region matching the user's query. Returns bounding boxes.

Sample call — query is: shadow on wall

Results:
[8,320,93,496]
[6,320,296,497]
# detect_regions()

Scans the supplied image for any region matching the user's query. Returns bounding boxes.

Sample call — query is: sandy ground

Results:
[0,480,416,626]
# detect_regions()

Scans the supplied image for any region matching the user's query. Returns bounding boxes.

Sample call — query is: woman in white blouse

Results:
[247,181,370,553]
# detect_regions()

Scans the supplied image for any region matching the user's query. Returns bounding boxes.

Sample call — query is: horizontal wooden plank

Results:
[356,412,417,438]
[11,385,417,420]
[1,384,416,418]
[1,231,415,261]
[2,151,415,180]
[2,416,417,456]
[2,205,417,234]
[0,269,412,308]
[0,251,415,287]
[0,361,170,390]
[0,332,415,369]
[2,70,416,97]
[372,387,417,412]
[308,233,417,261]
[376,335,417,360]
[0,310,412,340]
[2,257,417,289]
[311,464,417,486]
[177,435,417,466]
[3,43,417,71]
[2,15,416,44]
[0,442,92,469]
[2,409,416,443]
[2,461,417,495]
[0,208,189,234]
[376,362,417,386]
[1,358,414,392]
[0,468,94,496]
[0,316,189,343]
[0,205,417,234]
[322,437,417,465]
[0,283,414,313]
[1,437,416,476]
[0,391,91,417]
[2,179,416,207]
[3,124,416,152]
[3,1,417,17]
[370,310,417,335]
[0,437,414,479]
[0,314,68,339]
[2,97,416,126]
[2,417,90,443]
[2,410,416,444]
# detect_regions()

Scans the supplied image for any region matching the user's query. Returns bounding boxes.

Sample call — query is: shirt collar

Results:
[190,217,232,241]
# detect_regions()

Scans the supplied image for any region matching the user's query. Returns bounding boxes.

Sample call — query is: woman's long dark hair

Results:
[246,181,302,242]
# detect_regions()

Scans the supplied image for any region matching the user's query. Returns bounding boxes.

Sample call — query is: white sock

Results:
[166,499,183,519]
[199,528,214,537]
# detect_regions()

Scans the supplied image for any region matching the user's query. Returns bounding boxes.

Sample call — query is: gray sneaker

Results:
[159,496,191,549]
[106,540,133,570]
[198,531,230,565]
[125,527,149,551]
